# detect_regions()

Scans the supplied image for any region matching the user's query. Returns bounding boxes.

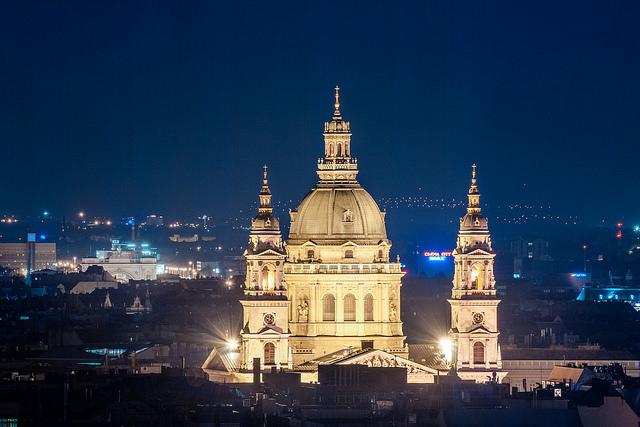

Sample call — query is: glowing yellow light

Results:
[439,338,453,363]
[226,338,239,351]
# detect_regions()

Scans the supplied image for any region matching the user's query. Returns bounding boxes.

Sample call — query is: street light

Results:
[226,338,239,351]
[439,337,453,365]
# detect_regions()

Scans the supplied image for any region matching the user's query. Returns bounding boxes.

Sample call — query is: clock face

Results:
[263,313,275,325]
[472,312,484,324]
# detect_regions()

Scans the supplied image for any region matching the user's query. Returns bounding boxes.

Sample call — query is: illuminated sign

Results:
[27,233,36,242]
[570,273,587,278]
[423,251,452,261]
[513,273,521,279]
[423,251,452,257]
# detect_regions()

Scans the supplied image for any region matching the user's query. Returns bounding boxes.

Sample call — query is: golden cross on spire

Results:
[260,165,271,196]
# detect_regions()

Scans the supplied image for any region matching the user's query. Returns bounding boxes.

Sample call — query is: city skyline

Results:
[3,2,640,224]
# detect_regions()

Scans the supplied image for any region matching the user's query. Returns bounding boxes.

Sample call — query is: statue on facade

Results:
[297,299,309,322]
[389,302,398,321]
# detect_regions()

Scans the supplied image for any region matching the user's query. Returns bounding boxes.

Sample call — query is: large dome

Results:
[288,184,387,245]
[288,86,388,246]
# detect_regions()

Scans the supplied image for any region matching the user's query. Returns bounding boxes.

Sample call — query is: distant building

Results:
[511,237,553,278]
[144,214,164,227]
[70,281,118,295]
[80,240,158,283]
[0,242,56,272]
[126,290,152,314]
[502,347,640,391]
[577,286,640,311]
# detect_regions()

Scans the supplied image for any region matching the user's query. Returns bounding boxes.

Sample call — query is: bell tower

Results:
[448,165,506,383]
[240,166,291,370]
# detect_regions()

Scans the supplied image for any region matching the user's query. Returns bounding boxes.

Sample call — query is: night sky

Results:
[2,1,639,224]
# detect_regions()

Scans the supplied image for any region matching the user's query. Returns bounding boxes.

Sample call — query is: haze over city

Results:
[3,1,640,224]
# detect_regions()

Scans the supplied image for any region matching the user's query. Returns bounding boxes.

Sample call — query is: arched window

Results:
[364,294,374,321]
[470,264,484,290]
[261,264,276,291]
[323,294,335,321]
[344,294,356,321]
[473,342,485,365]
[264,342,276,365]
[345,249,354,259]
[307,250,315,260]
[337,143,343,157]
[329,143,334,157]
[378,249,384,260]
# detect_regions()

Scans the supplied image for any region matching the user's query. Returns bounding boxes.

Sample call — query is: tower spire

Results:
[467,163,481,213]
[333,85,341,118]
[259,165,272,215]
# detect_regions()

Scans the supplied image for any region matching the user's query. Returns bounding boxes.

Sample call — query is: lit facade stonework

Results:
[285,87,407,366]
[448,165,507,383]
[239,167,291,370]
[204,88,437,383]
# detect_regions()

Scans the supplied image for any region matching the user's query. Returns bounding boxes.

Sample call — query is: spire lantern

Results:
[319,86,358,183]
[467,164,481,213]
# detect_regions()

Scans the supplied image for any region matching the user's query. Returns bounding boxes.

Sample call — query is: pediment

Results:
[334,349,438,375]
[340,241,359,248]
[256,324,285,335]
[300,241,318,247]
[251,248,286,257]
[466,248,493,256]
[468,324,492,333]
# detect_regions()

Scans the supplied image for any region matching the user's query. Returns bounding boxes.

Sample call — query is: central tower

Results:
[285,87,407,366]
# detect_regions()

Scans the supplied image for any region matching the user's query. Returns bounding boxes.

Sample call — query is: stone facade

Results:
[284,87,407,366]
[239,167,291,370]
[449,165,506,383]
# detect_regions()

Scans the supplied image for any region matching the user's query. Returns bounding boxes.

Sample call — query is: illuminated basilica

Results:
[203,87,504,383]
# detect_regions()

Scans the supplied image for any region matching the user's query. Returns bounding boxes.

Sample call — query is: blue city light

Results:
[43,211,49,216]
[513,273,521,279]
[428,256,446,261]
[571,273,587,278]
[39,234,46,240]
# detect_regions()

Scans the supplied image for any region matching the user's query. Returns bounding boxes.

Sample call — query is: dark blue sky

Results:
[2,1,639,223]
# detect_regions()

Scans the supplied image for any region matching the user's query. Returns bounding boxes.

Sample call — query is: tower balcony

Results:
[451,288,498,299]
[284,262,403,275]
